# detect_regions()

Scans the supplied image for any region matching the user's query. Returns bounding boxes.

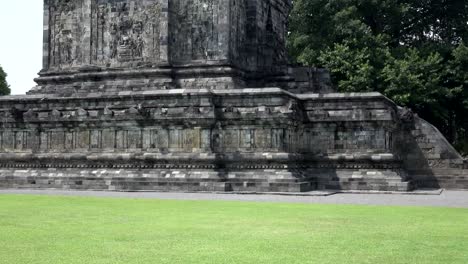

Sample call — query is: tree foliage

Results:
[289,0,468,154]
[0,65,11,96]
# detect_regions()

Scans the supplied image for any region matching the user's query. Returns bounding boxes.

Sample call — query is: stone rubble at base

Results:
[0,0,466,192]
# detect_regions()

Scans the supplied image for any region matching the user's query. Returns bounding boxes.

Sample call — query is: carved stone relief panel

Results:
[142,130,152,149]
[214,128,288,152]
[65,131,76,150]
[181,129,202,151]
[254,129,271,149]
[48,0,85,69]
[77,130,90,149]
[308,128,334,154]
[102,129,115,149]
[201,129,212,150]
[115,130,127,149]
[127,130,142,149]
[191,128,202,150]
[90,130,102,149]
[169,129,183,150]
[40,132,49,151]
[156,129,169,150]
[27,131,40,152]
[2,132,14,150]
[2,132,15,151]
[271,129,285,151]
[283,129,297,152]
[92,0,165,66]
[306,126,390,153]
[143,129,168,150]
[1,125,295,154]
[170,0,227,63]
[240,129,253,149]
[14,132,23,150]
[15,132,29,151]
[223,130,239,150]
[229,0,247,67]
[49,131,66,151]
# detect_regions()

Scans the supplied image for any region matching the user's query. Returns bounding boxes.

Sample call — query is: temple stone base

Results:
[0,164,314,192]
[0,88,463,192]
[0,168,410,193]
[313,169,412,192]
[1,0,465,193]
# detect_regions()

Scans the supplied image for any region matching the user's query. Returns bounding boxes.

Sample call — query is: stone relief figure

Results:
[115,14,135,61]
[133,35,145,58]
[115,11,142,60]
[132,21,145,58]
[171,0,192,61]
[59,30,74,64]
[93,1,161,65]
[171,0,217,62]
[50,0,79,67]
[97,5,108,58]
[192,0,214,60]
[211,122,223,152]
[144,3,162,60]
[192,27,208,60]
[109,23,119,59]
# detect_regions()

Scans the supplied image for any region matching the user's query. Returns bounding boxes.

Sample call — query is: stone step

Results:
[0,175,315,193]
[320,180,413,192]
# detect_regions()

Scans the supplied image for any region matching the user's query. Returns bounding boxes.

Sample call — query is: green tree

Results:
[288,0,468,153]
[445,43,468,154]
[0,65,11,96]
[317,42,375,92]
[382,49,445,110]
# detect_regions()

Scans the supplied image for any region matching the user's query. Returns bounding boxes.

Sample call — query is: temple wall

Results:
[35,0,303,95]
[42,0,292,72]
[243,0,291,73]
[169,0,230,63]
[0,90,411,191]
[0,91,397,156]
[2,90,465,191]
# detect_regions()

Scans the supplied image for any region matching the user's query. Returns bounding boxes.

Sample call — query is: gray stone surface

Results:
[1,189,467,208]
[0,0,466,193]
[33,0,331,95]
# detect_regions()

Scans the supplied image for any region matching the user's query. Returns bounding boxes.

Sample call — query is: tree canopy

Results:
[288,0,468,154]
[0,65,11,96]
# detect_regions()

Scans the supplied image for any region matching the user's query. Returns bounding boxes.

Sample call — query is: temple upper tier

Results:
[41,0,289,73]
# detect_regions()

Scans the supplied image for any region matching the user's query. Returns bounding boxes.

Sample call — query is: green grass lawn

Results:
[0,195,467,264]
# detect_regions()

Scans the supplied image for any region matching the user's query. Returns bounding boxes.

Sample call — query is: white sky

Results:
[0,2,43,95]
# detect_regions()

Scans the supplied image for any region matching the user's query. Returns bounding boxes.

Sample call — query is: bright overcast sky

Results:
[0,2,43,95]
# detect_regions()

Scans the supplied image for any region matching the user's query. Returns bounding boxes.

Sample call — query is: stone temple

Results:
[0,0,466,192]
